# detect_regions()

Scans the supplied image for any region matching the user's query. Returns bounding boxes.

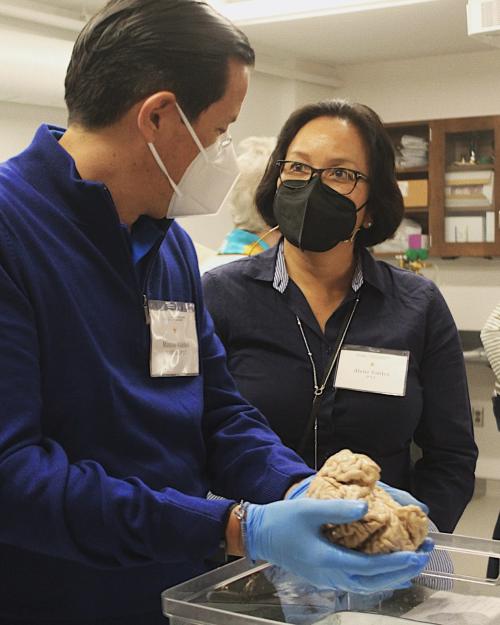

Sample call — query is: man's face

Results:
[171,58,250,180]
[191,58,250,149]
[144,58,250,220]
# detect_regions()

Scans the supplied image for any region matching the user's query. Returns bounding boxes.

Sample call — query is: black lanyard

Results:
[296,290,361,467]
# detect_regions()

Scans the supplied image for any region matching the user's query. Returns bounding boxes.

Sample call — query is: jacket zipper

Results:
[142,238,164,325]
[143,294,150,325]
[100,185,166,327]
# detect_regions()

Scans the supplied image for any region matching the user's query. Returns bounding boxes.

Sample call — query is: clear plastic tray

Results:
[162,533,500,625]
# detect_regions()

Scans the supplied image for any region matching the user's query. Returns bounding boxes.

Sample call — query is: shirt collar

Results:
[272,239,364,294]
[357,245,389,294]
[241,238,389,296]
[9,124,111,226]
[125,215,173,266]
[13,125,173,258]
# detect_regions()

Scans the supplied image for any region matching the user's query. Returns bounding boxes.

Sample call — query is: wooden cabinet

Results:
[385,121,430,245]
[385,115,500,257]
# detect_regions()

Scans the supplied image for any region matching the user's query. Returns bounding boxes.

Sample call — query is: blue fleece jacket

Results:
[0,125,312,624]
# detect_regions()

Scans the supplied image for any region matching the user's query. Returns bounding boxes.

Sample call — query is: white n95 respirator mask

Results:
[147,103,240,218]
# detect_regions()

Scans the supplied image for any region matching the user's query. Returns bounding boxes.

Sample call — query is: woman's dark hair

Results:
[65,0,255,129]
[255,99,404,247]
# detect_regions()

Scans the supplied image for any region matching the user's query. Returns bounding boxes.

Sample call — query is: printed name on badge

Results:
[334,345,409,396]
[148,300,199,377]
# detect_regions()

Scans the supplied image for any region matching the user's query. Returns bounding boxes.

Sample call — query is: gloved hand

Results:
[377,481,429,514]
[243,498,431,593]
[285,474,315,499]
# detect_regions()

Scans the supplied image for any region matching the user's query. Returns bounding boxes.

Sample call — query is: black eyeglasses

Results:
[276,160,369,196]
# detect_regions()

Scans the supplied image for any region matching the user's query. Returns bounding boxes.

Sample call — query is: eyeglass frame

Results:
[276,159,370,195]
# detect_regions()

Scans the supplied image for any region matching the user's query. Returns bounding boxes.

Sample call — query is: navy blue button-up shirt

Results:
[203,242,478,532]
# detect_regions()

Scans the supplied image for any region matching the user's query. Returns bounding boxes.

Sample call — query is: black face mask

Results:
[273,176,364,252]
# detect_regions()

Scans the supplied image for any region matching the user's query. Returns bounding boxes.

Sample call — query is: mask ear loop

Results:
[147,142,184,198]
[343,200,370,243]
[246,225,280,256]
[175,103,210,163]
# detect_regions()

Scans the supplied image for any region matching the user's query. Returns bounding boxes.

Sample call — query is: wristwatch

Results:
[233,501,250,554]
[232,501,248,521]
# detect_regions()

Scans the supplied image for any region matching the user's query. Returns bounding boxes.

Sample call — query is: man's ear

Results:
[136,91,178,143]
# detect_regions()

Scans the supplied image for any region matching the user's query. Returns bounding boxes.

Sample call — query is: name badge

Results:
[148,300,199,377]
[334,345,409,396]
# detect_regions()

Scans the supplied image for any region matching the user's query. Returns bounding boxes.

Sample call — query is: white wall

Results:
[333,48,500,123]
[465,362,498,480]
[0,100,67,161]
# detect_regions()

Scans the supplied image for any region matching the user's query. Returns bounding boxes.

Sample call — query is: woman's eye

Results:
[327,168,354,182]
[290,162,307,172]
[334,169,348,180]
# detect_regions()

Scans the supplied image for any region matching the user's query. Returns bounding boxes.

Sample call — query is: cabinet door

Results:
[429,116,500,257]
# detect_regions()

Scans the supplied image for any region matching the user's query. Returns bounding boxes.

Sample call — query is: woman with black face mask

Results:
[202,100,477,541]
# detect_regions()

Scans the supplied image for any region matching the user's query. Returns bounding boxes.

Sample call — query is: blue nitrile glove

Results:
[377,481,429,514]
[243,498,430,593]
[285,474,315,499]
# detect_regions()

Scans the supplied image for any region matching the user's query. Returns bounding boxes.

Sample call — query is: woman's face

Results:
[284,115,371,230]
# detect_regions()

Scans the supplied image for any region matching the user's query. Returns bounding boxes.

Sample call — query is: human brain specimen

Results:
[307,449,428,554]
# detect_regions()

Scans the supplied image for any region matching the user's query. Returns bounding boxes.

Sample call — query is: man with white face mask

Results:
[0,1,432,624]
[147,102,241,218]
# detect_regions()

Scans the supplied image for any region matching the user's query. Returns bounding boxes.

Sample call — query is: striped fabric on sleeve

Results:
[414,520,453,591]
[481,303,500,394]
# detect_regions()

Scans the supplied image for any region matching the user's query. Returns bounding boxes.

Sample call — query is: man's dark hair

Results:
[255,99,404,247]
[65,0,255,128]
